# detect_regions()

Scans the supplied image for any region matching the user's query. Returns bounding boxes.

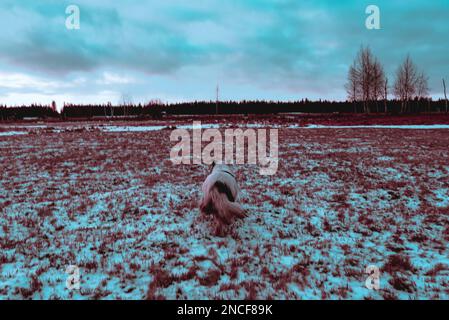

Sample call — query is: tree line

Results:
[0,105,59,121]
[1,99,449,121]
[346,46,448,114]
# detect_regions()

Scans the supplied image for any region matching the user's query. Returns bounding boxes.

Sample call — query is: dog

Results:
[199,163,246,236]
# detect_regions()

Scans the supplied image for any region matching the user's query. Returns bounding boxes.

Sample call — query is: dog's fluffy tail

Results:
[209,187,246,224]
[201,185,246,225]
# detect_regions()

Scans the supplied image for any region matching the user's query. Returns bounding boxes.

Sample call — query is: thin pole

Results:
[216,84,219,115]
[384,78,388,113]
[443,78,448,113]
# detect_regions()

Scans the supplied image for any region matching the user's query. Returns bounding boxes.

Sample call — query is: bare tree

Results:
[345,62,359,112]
[120,93,133,117]
[383,77,388,113]
[443,78,448,113]
[416,72,429,112]
[372,60,386,112]
[416,72,429,98]
[107,101,113,117]
[359,47,373,113]
[394,55,418,113]
[346,46,386,113]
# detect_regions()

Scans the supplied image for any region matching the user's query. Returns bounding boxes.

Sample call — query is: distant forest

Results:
[0,99,448,121]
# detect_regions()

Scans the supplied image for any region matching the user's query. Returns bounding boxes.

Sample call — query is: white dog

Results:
[199,163,246,236]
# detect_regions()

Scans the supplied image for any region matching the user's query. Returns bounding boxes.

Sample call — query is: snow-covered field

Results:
[0,122,448,300]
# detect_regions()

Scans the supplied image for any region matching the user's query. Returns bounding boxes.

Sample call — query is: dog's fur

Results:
[199,163,246,236]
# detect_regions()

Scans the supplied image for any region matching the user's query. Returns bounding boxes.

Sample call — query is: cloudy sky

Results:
[0,0,448,108]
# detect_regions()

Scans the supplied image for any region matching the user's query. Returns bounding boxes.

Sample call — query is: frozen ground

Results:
[0,122,448,300]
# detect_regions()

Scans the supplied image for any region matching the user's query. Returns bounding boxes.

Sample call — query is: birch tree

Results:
[346,46,386,113]
[393,55,418,113]
[416,72,429,112]
[345,63,359,112]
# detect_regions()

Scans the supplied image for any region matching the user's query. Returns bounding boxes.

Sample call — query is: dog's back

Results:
[202,164,239,200]
[200,164,246,234]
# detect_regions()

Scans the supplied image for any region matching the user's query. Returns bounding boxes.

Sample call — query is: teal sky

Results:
[0,0,448,107]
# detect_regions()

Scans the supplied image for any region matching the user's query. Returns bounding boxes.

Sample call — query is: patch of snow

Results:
[0,131,28,136]
[101,123,221,132]
[1,125,47,129]
[102,125,166,132]
[432,188,449,208]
